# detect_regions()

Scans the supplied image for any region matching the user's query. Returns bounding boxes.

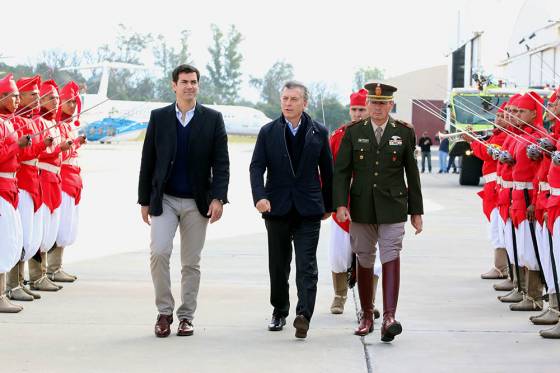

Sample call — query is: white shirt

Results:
[175,103,196,127]
[285,117,302,136]
[372,118,389,139]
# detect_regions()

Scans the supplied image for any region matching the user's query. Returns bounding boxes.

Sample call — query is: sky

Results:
[1,0,551,102]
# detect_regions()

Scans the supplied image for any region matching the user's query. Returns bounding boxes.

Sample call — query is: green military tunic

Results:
[333,116,423,224]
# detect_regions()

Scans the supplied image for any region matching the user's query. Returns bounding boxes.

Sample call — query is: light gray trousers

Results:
[150,195,208,320]
[350,222,405,268]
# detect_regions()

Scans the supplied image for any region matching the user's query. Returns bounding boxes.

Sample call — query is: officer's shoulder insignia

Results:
[346,118,365,128]
[395,119,414,129]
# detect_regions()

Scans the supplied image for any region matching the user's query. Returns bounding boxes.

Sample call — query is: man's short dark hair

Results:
[172,64,200,83]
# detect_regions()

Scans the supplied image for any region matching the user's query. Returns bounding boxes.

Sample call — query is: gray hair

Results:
[282,80,309,101]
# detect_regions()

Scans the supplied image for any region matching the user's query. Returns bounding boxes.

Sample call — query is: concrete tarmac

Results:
[0,142,557,373]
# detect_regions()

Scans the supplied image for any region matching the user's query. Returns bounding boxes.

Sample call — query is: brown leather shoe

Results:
[355,310,374,336]
[154,314,173,338]
[381,316,402,342]
[177,319,194,336]
[293,315,310,339]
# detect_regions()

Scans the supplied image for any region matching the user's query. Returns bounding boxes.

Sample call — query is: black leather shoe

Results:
[293,315,310,339]
[268,315,286,331]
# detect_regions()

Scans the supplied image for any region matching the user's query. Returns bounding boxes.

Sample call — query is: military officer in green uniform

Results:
[333,82,423,342]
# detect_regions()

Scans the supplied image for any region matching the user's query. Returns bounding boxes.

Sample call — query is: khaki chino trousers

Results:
[150,194,208,321]
[350,222,405,268]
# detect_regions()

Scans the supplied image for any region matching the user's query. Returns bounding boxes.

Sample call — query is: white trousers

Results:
[56,192,80,247]
[515,220,540,270]
[18,190,43,261]
[0,196,23,272]
[489,208,504,248]
[540,223,556,294]
[329,220,381,276]
[40,204,60,252]
[547,219,560,294]
[504,219,514,263]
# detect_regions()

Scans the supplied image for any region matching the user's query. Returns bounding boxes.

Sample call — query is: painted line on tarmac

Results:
[352,287,373,373]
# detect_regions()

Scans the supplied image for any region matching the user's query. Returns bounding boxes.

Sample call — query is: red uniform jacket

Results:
[14,114,46,211]
[497,129,519,222]
[510,126,541,227]
[35,115,63,212]
[0,115,20,208]
[471,129,506,221]
[330,124,350,233]
[546,133,560,232]
[59,120,83,204]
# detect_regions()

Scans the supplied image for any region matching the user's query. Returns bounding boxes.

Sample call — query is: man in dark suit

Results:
[138,64,229,338]
[249,81,333,339]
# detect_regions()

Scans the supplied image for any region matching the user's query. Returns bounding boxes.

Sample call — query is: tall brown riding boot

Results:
[29,253,61,292]
[0,273,23,313]
[372,275,380,319]
[510,269,544,311]
[330,272,348,314]
[381,258,402,342]
[493,264,514,291]
[498,266,524,303]
[7,262,33,301]
[481,248,509,279]
[47,246,77,282]
[354,262,374,336]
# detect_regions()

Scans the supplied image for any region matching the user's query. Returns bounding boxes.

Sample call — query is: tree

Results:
[307,83,347,132]
[204,24,243,105]
[250,61,293,104]
[32,50,87,88]
[88,24,154,100]
[250,61,294,119]
[153,30,192,101]
[354,66,385,91]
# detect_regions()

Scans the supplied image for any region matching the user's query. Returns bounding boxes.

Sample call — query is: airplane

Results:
[61,62,272,142]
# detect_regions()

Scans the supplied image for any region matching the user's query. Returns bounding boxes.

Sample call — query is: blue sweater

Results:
[164,118,193,198]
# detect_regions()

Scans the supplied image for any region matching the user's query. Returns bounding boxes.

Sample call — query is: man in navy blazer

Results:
[138,64,229,338]
[250,81,333,339]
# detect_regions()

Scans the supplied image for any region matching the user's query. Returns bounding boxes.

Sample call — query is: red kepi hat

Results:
[349,88,368,107]
[16,75,41,92]
[516,91,544,126]
[39,79,59,96]
[0,73,19,94]
[57,81,82,126]
[497,101,508,114]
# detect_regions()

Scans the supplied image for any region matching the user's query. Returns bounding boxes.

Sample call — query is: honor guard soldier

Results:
[463,103,509,280]
[0,73,27,313]
[509,92,546,312]
[50,81,85,283]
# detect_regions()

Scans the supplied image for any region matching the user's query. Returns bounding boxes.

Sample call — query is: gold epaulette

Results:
[347,118,369,128]
[394,119,414,129]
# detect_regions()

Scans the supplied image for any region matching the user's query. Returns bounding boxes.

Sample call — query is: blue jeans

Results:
[438,151,448,172]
